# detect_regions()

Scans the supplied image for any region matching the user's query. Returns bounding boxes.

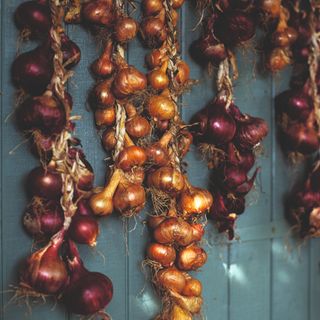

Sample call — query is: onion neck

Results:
[102,168,123,198]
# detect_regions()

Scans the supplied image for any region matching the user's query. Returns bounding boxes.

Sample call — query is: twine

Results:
[308,3,320,127]
[217,58,233,108]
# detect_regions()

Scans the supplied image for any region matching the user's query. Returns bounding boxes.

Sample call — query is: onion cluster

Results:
[287,160,320,238]
[190,1,257,67]
[138,0,213,319]
[12,0,112,317]
[190,97,268,239]
[260,2,298,72]
[79,1,148,218]
[274,4,320,158]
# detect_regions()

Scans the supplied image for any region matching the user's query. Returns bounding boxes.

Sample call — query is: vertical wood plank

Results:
[310,239,320,320]
[229,240,271,320]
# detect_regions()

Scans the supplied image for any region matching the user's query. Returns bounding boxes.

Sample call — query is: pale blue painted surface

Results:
[1,1,320,319]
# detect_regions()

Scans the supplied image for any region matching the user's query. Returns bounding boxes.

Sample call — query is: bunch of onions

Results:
[138,0,211,318]
[12,0,113,317]
[190,96,268,239]
[286,160,320,238]
[190,2,256,68]
[274,4,320,158]
[259,3,298,72]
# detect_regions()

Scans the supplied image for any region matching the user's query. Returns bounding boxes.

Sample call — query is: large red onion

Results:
[26,166,62,200]
[282,124,320,155]
[206,104,236,145]
[235,115,269,150]
[12,44,53,95]
[23,199,64,238]
[276,90,313,121]
[69,215,99,246]
[227,143,255,172]
[20,234,68,295]
[16,94,66,136]
[190,34,227,66]
[64,241,113,315]
[14,0,51,39]
[214,10,256,46]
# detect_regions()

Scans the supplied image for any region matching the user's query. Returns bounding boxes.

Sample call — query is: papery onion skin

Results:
[235,116,269,150]
[182,278,202,297]
[23,199,64,238]
[147,166,185,195]
[126,116,151,138]
[147,243,176,267]
[157,267,186,294]
[153,218,196,246]
[26,166,62,200]
[176,244,207,271]
[82,0,115,27]
[20,238,68,295]
[147,95,176,121]
[114,17,138,43]
[113,181,146,216]
[116,146,147,171]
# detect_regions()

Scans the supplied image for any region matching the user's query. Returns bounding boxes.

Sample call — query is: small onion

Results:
[147,243,176,267]
[176,244,207,271]
[157,267,186,294]
[82,0,115,27]
[114,17,138,43]
[116,146,147,171]
[147,95,176,121]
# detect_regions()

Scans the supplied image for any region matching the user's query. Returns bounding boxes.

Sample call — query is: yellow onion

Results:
[148,215,166,229]
[179,185,213,217]
[171,304,192,320]
[175,60,190,85]
[140,16,167,48]
[93,79,115,108]
[116,145,147,171]
[177,244,207,271]
[94,106,116,128]
[126,115,151,138]
[142,0,163,15]
[114,17,138,43]
[102,128,116,151]
[147,60,169,90]
[82,0,115,27]
[157,267,186,293]
[147,243,176,267]
[170,290,203,314]
[112,65,147,99]
[145,46,167,69]
[153,218,196,246]
[182,277,202,297]
[91,40,114,77]
[89,169,122,216]
[113,179,146,216]
[146,131,172,166]
[147,166,185,195]
[147,90,176,120]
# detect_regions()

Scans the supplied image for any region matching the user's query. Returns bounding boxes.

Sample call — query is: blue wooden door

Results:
[1,1,320,319]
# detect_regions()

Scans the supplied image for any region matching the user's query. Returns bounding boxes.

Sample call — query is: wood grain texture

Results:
[1,0,320,319]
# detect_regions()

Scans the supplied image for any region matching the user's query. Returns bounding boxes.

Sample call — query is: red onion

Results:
[220,164,247,190]
[214,10,256,46]
[276,90,313,121]
[76,199,95,216]
[227,143,255,172]
[294,190,320,210]
[69,215,99,246]
[64,241,113,315]
[16,94,66,136]
[14,0,51,39]
[190,34,227,66]
[23,199,64,238]
[61,32,81,69]
[206,104,236,145]
[20,234,68,295]
[190,108,208,137]
[12,44,53,95]
[282,124,320,155]
[26,166,62,200]
[235,115,269,150]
